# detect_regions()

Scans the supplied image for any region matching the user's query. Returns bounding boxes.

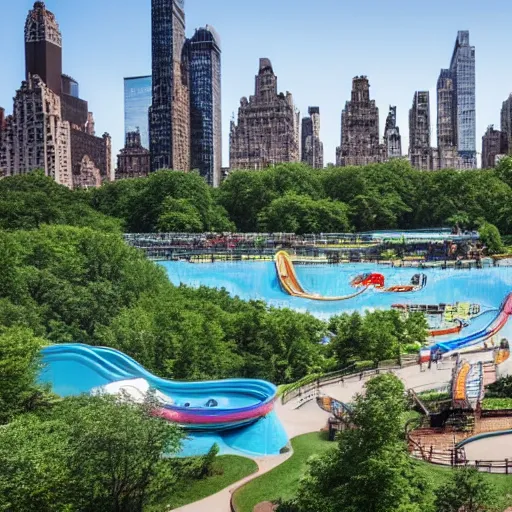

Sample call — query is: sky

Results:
[2,0,512,168]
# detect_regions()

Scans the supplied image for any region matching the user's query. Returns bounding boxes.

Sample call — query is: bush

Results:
[486,375,512,398]
[482,398,512,410]
[479,222,504,254]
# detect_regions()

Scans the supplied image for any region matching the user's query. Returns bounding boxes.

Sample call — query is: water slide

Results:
[39,344,277,431]
[431,293,512,354]
[274,251,367,301]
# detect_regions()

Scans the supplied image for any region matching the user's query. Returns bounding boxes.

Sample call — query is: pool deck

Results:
[172,353,499,512]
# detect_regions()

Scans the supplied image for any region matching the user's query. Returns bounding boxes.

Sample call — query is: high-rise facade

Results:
[437,69,456,149]
[229,58,300,170]
[501,94,512,153]
[116,130,151,180]
[124,76,152,149]
[301,107,324,169]
[0,2,112,187]
[383,106,402,159]
[435,70,464,169]
[188,26,222,187]
[149,0,190,172]
[336,76,384,166]
[482,125,508,168]
[24,0,62,95]
[0,75,72,186]
[449,31,476,168]
[409,91,432,170]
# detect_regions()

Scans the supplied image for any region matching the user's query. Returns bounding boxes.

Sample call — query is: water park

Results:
[39,229,512,511]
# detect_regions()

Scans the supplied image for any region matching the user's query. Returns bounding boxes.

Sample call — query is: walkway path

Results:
[463,433,512,461]
[173,350,496,512]
[173,400,329,512]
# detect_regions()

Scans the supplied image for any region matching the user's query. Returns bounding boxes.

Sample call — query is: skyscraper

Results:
[437,69,456,149]
[409,91,432,170]
[0,2,112,188]
[383,106,402,159]
[435,70,465,169]
[336,76,384,167]
[229,58,300,170]
[188,26,222,187]
[501,94,512,153]
[124,75,152,149]
[0,75,72,185]
[301,107,324,169]
[149,0,190,172]
[24,0,62,95]
[482,126,508,168]
[449,31,476,168]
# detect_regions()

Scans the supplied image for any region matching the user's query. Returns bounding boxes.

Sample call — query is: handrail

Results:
[281,359,420,405]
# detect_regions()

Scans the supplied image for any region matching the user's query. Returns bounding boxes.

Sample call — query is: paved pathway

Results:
[463,433,512,461]
[173,350,497,512]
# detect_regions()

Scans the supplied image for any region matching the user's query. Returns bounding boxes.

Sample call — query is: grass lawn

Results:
[232,432,333,512]
[152,455,257,511]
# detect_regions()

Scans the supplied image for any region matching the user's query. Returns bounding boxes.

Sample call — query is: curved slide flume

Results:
[39,344,277,431]
[274,251,367,301]
[431,293,512,354]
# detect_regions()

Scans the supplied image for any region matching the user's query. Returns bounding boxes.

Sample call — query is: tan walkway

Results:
[172,400,329,512]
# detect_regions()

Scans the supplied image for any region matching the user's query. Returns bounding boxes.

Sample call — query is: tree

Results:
[434,467,496,512]
[0,172,120,232]
[0,395,184,512]
[283,375,430,512]
[258,193,350,234]
[328,310,427,366]
[0,326,46,424]
[478,222,504,255]
[90,170,232,233]
[157,197,204,232]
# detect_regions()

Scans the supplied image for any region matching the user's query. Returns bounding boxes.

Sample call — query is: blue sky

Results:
[1,0,511,167]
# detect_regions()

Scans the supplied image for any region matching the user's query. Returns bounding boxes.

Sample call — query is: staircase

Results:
[465,362,483,410]
[483,362,497,387]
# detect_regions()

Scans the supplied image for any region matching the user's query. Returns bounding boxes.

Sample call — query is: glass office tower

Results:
[188,25,222,187]
[449,31,476,168]
[124,75,152,149]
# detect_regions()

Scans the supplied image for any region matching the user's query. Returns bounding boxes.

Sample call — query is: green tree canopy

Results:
[478,222,504,254]
[258,193,351,234]
[328,310,427,365]
[0,172,120,232]
[0,326,46,424]
[157,197,204,232]
[282,374,430,512]
[90,170,232,232]
[434,467,496,512]
[0,395,184,512]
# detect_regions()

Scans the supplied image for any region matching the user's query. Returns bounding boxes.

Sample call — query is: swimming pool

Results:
[159,260,512,343]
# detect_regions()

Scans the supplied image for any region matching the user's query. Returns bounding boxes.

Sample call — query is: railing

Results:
[281,364,358,405]
[294,388,319,409]
[406,416,512,473]
[282,358,420,406]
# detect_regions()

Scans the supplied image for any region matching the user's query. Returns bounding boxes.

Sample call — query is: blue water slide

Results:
[39,344,277,429]
[431,294,512,354]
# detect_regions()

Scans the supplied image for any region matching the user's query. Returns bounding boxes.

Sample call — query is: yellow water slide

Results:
[274,251,367,302]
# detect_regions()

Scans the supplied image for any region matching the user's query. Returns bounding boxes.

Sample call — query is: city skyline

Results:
[2,1,512,168]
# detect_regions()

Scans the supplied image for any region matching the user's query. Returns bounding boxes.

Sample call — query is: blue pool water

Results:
[159,261,512,341]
